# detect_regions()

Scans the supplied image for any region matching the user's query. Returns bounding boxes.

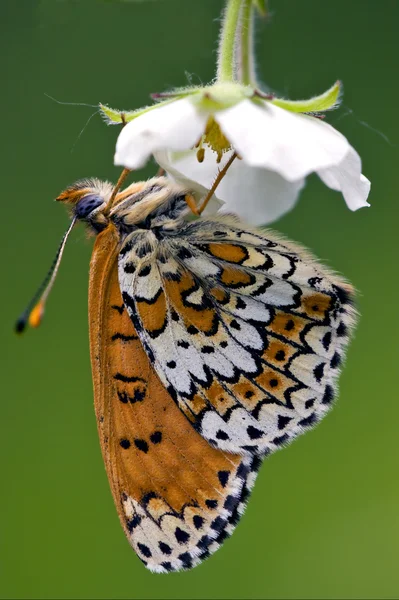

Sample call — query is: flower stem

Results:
[217,0,244,82]
[238,0,255,86]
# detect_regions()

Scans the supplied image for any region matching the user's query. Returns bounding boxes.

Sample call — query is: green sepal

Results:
[99,98,177,125]
[271,80,342,114]
[151,86,204,101]
[99,104,126,125]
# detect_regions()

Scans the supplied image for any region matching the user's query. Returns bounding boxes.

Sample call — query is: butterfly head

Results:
[56,178,114,233]
[56,176,192,234]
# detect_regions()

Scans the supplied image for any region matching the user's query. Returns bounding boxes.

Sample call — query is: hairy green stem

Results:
[217,0,244,82]
[238,0,254,86]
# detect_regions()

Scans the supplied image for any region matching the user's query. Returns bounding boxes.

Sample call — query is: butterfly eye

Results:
[75,193,105,220]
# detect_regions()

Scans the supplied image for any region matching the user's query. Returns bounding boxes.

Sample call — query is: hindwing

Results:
[90,226,260,573]
[118,216,356,456]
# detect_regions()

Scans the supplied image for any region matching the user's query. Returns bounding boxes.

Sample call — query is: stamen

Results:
[184,194,199,216]
[103,168,131,215]
[203,117,231,157]
[197,152,237,215]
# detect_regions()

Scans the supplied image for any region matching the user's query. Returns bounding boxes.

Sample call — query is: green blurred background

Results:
[1,1,398,598]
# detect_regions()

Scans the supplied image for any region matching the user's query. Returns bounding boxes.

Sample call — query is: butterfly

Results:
[17,175,356,573]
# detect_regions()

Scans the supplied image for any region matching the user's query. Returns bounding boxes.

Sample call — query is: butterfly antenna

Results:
[15,217,77,334]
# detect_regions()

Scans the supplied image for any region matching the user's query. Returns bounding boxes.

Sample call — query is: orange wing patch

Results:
[135,290,168,336]
[301,292,333,320]
[164,271,217,334]
[88,226,259,573]
[268,311,309,344]
[220,266,253,287]
[206,243,248,264]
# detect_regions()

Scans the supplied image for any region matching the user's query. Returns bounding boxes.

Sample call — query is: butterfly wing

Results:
[118,216,356,456]
[89,225,260,573]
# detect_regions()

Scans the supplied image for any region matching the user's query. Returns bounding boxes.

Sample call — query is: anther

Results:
[197,147,205,163]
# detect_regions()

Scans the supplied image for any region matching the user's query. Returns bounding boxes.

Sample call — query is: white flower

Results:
[113,89,370,225]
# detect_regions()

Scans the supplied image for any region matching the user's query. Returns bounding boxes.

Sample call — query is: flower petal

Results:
[317,147,371,210]
[216,155,306,224]
[215,99,350,181]
[154,149,222,214]
[160,149,305,224]
[114,98,208,170]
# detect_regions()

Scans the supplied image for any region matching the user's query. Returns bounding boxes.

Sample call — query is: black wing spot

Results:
[138,264,152,277]
[111,332,138,342]
[277,415,292,430]
[111,304,124,314]
[330,352,341,368]
[298,413,317,427]
[275,350,285,361]
[333,284,355,306]
[201,345,215,354]
[236,297,247,310]
[178,552,193,568]
[137,543,152,558]
[321,384,334,405]
[216,429,230,441]
[177,247,194,260]
[322,331,332,351]
[218,470,230,488]
[159,542,172,555]
[272,433,289,446]
[211,516,227,532]
[127,515,142,532]
[285,319,295,331]
[117,388,146,404]
[313,362,325,383]
[124,262,136,274]
[197,535,212,551]
[224,495,237,511]
[175,527,190,544]
[136,243,152,258]
[205,499,218,509]
[150,431,162,444]
[247,425,263,440]
[193,515,204,530]
[134,439,149,453]
[113,373,147,384]
[177,340,189,349]
[119,439,131,449]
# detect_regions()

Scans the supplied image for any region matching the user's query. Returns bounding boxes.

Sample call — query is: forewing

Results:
[118,216,356,456]
[90,226,260,573]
